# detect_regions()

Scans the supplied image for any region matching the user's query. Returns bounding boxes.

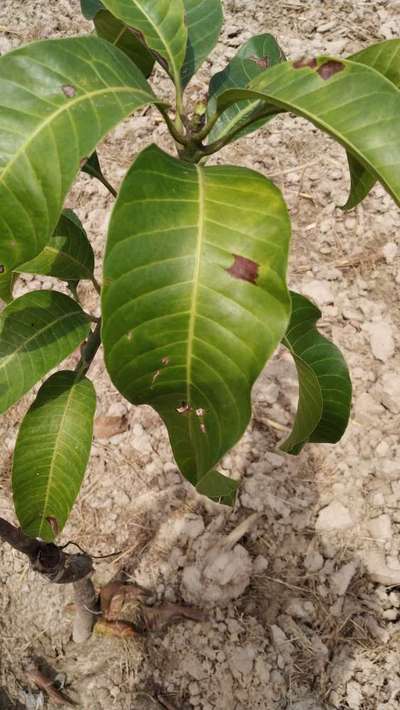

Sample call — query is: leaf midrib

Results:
[37,380,76,537]
[0,85,151,189]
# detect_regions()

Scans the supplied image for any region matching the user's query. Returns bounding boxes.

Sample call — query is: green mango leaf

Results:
[81,152,117,197]
[343,40,400,209]
[15,210,95,282]
[0,291,91,413]
[101,0,187,85]
[102,145,291,485]
[12,370,96,542]
[80,0,104,19]
[280,291,352,455]
[208,34,285,143]
[196,469,238,506]
[216,57,400,207]
[0,36,157,274]
[0,270,16,304]
[94,9,155,77]
[181,0,223,88]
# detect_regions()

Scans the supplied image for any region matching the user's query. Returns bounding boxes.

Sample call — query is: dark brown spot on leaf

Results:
[317,60,345,80]
[250,55,269,69]
[0,265,4,274]
[293,57,317,69]
[177,401,192,415]
[226,255,259,284]
[62,84,76,98]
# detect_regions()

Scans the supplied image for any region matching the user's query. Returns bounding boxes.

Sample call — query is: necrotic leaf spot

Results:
[293,58,318,69]
[317,60,344,80]
[226,255,259,284]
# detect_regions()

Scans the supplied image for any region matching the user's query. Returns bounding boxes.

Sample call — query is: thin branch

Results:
[158,106,188,146]
[75,320,102,379]
[0,516,93,584]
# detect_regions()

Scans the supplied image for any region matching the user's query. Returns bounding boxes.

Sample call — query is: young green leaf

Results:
[181,0,223,88]
[0,271,16,304]
[0,36,158,273]
[94,9,155,76]
[196,469,238,506]
[80,0,104,19]
[102,145,291,485]
[215,58,400,207]
[101,0,187,84]
[15,210,95,282]
[208,34,285,143]
[12,371,96,542]
[0,291,91,413]
[342,40,400,209]
[280,291,351,455]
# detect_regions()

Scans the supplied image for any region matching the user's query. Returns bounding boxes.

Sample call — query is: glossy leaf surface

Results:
[102,145,291,484]
[101,0,187,83]
[0,36,157,273]
[94,9,155,76]
[80,0,104,19]
[16,210,95,282]
[0,291,91,413]
[196,469,238,506]
[280,292,351,455]
[181,0,223,88]
[216,57,400,206]
[12,371,96,541]
[343,40,400,209]
[208,33,285,142]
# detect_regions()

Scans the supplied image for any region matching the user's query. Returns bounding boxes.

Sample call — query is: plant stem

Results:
[75,320,102,379]
[73,577,99,642]
[0,516,93,584]
[192,111,220,143]
[158,106,187,146]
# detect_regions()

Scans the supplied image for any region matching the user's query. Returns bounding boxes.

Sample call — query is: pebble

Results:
[330,560,358,596]
[304,550,324,572]
[367,321,395,362]
[302,279,335,306]
[368,514,392,544]
[316,501,354,532]
[383,241,398,264]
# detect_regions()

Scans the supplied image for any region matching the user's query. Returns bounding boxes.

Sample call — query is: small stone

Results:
[383,241,398,264]
[389,592,400,608]
[330,560,358,596]
[316,501,354,532]
[302,279,334,306]
[304,550,324,572]
[368,514,392,543]
[253,555,269,574]
[367,321,395,362]
[346,680,362,709]
[382,608,398,621]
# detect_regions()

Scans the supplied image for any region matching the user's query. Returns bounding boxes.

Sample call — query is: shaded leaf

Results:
[208,34,285,143]
[280,291,352,454]
[15,210,95,282]
[101,0,187,84]
[181,0,223,88]
[216,57,400,206]
[12,371,96,542]
[0,270,15,304]
[343,40,400,209]
[196,469,238,506]
[80,0,104,19]
[0,291,91,413]
[94,9,155,77]
[0,36,157,273]
[102,145,290,486]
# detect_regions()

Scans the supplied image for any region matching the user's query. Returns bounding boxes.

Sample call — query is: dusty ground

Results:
[1,0,400,708]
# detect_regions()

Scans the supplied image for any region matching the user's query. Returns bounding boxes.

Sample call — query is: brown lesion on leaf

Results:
[46,516,60,538]
[293,57,318,69]
[62,84,76,98]
[226,254,259,285]
[249,55,270,69]
[177,401,192,415]
[317,60,345,80]
[0,265,4,274]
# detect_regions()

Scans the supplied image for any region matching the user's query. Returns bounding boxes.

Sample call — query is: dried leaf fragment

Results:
[95,618,138,638]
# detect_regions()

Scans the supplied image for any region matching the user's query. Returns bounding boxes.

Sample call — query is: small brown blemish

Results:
[293,57,318,70]
[0,265,4,274]
[200,422,207,434]
[177,401,192,415]
[226,254,259,285]
[250,55,269,69]
[80,157,88,168]
[317,60,345,80]
[161,356,169,366]
[127,331,133,342]
[46,516,60,537]
[62,84,76,98]
[152,370,160,386]
[195,408,205,417]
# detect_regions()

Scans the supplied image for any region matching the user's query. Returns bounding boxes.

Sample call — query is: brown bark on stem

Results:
[72,577,99,642]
